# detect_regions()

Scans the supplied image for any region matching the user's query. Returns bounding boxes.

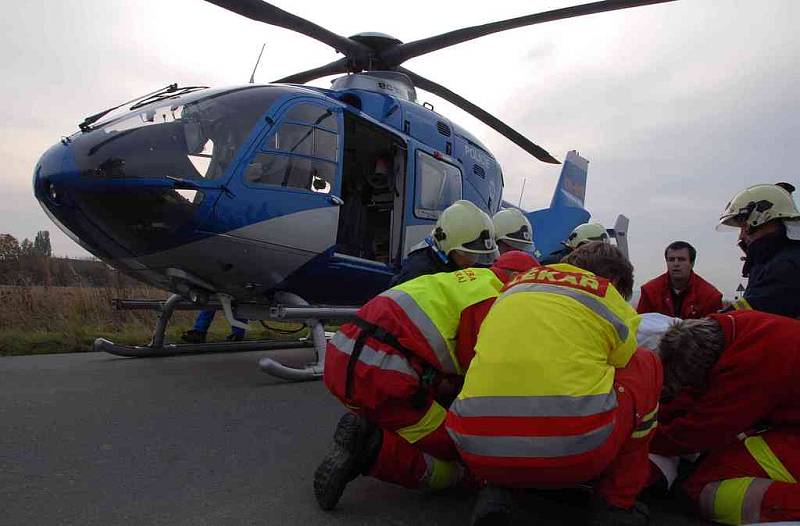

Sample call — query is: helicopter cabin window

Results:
[283,104,338,129]
[244,102,339,193]
[244,154,333,193]
[262,124,338,162]
[414,151,462,219]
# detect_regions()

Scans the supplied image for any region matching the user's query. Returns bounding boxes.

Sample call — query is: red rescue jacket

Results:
[637,271,722,319]
[651,311,800,457]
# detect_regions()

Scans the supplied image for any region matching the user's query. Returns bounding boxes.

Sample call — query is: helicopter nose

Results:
[33,137,116,258]
[34,138,77,205]
[34,131,216,263]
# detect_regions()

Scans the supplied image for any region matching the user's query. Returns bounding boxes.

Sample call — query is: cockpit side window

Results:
[244,102,339,193]
[180,88,277,180]
[283,104,337,130]
[414,151,462,219]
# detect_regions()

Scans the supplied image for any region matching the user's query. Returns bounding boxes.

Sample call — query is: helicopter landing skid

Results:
[93,338,312,357]
[98,292,358,382]
[95,292,315,358]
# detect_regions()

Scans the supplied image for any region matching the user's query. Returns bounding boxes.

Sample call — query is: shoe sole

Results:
[471,487,514,526]
[313,414,363,511]
[471,511,512,526]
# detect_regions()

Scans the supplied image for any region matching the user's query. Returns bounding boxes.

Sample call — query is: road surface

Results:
[1,349,708,525]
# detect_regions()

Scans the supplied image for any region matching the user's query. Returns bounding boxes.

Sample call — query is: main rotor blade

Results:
[381,0,676,66]
[274,57,350,84]
[399,68,559,164]
[203,0,370,61]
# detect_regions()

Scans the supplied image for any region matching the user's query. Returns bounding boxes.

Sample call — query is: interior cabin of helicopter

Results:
[335,107,406,266]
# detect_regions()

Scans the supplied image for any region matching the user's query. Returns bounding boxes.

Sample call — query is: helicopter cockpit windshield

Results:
[72,86,282,183]
[59,87,284,255]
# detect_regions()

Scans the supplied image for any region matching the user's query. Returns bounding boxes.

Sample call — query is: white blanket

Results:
[636,312,680,351]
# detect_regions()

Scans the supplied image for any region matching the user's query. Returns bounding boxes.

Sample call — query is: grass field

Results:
[0,286,307,356]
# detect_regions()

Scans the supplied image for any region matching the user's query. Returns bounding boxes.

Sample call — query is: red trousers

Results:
[339,386,462,490]
[453,349,662,508]
[595,349,663,508]
[368,423,461,489]
[682,429,800,524]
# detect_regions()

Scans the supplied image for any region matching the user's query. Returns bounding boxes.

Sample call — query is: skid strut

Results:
[255,292,358,382]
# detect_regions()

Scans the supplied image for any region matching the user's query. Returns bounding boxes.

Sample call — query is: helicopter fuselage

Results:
[34,79,505,305]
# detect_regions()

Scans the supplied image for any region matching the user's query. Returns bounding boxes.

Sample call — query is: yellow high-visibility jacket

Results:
[450,264,641,459]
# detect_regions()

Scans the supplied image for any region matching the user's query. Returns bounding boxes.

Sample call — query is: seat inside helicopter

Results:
[336,111,406,265]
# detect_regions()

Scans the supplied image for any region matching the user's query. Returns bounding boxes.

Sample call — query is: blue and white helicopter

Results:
[32,0,665,379]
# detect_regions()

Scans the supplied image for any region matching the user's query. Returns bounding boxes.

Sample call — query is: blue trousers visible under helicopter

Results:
[191,309,247,340]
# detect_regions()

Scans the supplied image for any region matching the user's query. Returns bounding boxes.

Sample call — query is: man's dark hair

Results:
[658,318,725,401]
[562,242,634,300]
[664,241,697,264]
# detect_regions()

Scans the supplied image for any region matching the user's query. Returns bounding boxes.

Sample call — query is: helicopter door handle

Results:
[329,195,344,206]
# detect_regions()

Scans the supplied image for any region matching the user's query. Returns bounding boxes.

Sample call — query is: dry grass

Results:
[0,286,306,356]
[0,285,190,330]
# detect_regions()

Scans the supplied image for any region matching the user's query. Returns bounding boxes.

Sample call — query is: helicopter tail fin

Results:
[549,150,588,209]
[523,150,591,259]
[608,214,630,260]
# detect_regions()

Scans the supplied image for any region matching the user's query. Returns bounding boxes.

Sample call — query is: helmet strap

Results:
[425,235,450,264]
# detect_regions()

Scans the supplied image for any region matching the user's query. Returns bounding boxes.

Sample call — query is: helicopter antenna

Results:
[249,43,266,84]
[518,178,528,207]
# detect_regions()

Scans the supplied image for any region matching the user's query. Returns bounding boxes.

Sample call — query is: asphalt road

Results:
[1,349,709,526]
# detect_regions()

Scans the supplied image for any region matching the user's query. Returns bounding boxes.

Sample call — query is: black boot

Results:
[588,498,649,526]
[313,413,380,511]
[226,332,244,342]
[470,485,514,526]
[180,329,206,343]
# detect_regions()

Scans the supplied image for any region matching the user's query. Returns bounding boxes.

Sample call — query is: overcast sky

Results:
[2,0,798,296]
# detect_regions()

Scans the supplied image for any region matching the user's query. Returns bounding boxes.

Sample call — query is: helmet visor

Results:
[502,238,536,254]
[452,248,499,267]
[716,212,745,231]
[503,225,533,243]
[461,229,498,253]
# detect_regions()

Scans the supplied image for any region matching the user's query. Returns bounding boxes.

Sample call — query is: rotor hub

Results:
[348,32,403,54]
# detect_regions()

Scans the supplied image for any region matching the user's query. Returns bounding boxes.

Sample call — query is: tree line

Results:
[0,231,52,259]
[0,231,142,288]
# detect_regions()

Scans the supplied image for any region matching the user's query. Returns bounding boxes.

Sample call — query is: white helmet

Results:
[493,209,534,251]
[563,222,609,249]
[717,184,800,232]
[433,200,498,265]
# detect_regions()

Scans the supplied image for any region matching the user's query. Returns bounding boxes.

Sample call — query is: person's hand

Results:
[434,376,463,407]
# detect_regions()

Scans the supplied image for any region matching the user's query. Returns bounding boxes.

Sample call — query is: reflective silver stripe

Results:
[331,332,419,380]
[420,453,434,485]
[698,481,720,519]
[741,478,772,524]
[380,289,457,374]
[501,283,629,341]
[451,392,617,418]
[450,420,615,458]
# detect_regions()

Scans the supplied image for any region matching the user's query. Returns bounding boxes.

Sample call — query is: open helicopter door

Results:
[333,112,407,273]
